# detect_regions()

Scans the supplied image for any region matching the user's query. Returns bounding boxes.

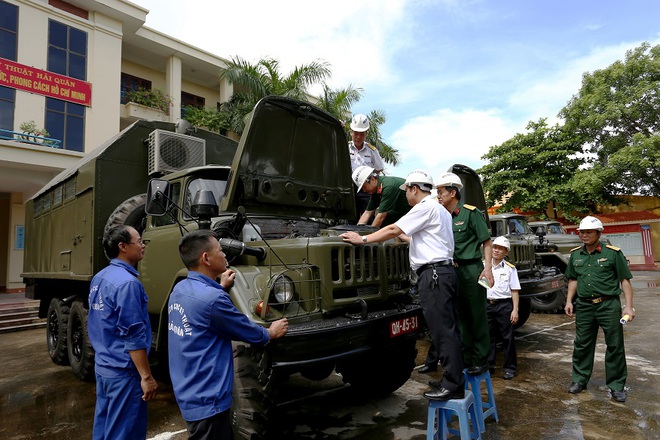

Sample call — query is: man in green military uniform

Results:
[435,172,493,375]
[565,215,635,402]
[352,165,411,227]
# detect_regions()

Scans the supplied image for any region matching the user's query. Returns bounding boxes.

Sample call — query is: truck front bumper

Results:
[519,267,565,298]
[267,303,424,369]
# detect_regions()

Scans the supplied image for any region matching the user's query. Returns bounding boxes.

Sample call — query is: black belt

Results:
[453,258,482,267]
[416,260,453,276]
[579,295,618,304]
[487,298,511,305]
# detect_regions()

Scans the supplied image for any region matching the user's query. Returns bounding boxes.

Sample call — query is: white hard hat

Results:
[435,172,463,190]
[352,165,375,192]
[577,215,604,231]
[350,114,370,132]
[492,236,510,250]
[399,170,434,192]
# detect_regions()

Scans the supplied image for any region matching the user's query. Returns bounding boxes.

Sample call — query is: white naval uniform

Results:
[348,141,385,173]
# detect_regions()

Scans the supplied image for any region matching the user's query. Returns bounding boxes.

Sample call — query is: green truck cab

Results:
[22,96,423,438]
[489,213,568,314]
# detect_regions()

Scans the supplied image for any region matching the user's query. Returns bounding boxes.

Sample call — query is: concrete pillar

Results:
[166,55,182,122]
[7,193,25,292]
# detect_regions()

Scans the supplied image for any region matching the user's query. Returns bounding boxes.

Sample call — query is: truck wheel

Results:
[337,337,417,396]
[105,194,147,235]
[47,298,70,365]
[67,301,95,382]
[231,343,277,440]
[514,298,532,329]
[530,287,567,314]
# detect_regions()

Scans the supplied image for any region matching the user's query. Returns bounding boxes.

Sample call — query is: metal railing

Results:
[0,129,62,148]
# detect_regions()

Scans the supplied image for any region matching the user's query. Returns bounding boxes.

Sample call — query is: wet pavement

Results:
[0,271,658,439]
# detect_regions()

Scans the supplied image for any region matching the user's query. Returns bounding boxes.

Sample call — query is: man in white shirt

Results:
[348,114,385,220]
[341,170,464,401]
[486,236,520,380]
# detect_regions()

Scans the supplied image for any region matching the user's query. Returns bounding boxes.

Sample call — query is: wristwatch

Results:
[362,235,368,243]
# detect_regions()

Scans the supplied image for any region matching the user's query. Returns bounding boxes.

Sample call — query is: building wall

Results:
[600,196,660,264]
[0,194,8,290]
[1,1,235,292]
[9,0,123,152]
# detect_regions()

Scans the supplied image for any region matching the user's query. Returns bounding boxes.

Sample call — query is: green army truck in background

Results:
[489,213,568,314]
[22,96,423,439]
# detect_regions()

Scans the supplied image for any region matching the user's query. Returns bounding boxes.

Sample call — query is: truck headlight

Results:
[272,275,294,304]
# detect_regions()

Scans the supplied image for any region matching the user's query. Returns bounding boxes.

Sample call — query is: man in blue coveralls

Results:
[168,229,289,439]
[88,225,159,440]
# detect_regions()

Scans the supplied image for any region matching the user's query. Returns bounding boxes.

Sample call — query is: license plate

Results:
[389,315,420,338]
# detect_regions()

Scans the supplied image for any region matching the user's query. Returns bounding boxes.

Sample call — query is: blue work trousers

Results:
[92,370,148,440]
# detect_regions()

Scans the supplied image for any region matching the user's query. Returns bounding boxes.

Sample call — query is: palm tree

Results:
[363,109,399,166]
[315,83,363,121]
[219,56,331,133]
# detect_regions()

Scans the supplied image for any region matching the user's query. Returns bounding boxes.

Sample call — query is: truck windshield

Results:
[506,218,530,235]
[183,178,227,219]
[547,224,565,234]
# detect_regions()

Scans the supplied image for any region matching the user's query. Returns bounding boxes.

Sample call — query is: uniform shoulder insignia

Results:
[570,246,582,252]
[606,244,621,251]
[366,142,377,151]
[463,204,476,211]
[505,261,516,268]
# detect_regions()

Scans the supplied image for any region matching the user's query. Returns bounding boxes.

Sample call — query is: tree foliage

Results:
[219,56,331,133]
[480,42,660,219]
[559,42,660,196]
[478,119,583,218]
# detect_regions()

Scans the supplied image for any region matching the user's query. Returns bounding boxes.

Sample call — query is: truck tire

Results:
[47,298,70,366]
[67,301,95,382]
[530,287,568,314]
[231,343,277,440]
[336,337,417,396]
[514,298,532,329]
[105,193,148,235]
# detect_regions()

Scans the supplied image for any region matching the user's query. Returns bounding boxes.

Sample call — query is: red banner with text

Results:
[0,57,92,106]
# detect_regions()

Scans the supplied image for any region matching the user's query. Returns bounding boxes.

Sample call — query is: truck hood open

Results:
[221,96,356,220]
[449,164,489,223]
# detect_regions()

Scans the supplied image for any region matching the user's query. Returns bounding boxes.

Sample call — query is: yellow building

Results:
[0,0,233,292]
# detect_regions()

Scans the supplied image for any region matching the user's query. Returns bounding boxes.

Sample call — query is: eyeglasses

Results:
[126,238,144,245]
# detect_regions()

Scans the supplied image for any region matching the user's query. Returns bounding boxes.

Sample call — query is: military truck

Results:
[529,220,583,258]
[22,96,423,439]
[489,213,567,313]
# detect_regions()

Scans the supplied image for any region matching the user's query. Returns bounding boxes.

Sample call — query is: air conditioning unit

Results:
[148,129,206,175]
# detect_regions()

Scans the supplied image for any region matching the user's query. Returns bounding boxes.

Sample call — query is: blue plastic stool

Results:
[426,389,481,439]
[463,369,499,433]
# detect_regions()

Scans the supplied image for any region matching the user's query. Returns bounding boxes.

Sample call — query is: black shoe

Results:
[418,365,437,374]
[424,386,465,401]
[503,371,516,380]
[610,389,627,402]
[568,382,587,394]
[466,365,488,375]
[428,379,442,388]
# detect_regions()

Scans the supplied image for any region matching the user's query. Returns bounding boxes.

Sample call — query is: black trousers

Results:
[418,265,464,391]
[186,409,232,440]
[487,299,517,373]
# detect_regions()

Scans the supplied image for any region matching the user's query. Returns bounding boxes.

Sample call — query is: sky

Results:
[134,0,660,180]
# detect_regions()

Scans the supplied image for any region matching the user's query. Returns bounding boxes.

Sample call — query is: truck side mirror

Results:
[145,179,170,216]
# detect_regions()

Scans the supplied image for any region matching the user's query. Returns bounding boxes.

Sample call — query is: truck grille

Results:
[330,243,410,300]
[509,242,535,271]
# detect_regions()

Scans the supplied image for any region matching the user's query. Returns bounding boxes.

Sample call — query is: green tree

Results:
[315,83,363,120]
[559,42,660,196]
[361,109,399,166]
[219,56,331,134]
[478,119,584,218]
